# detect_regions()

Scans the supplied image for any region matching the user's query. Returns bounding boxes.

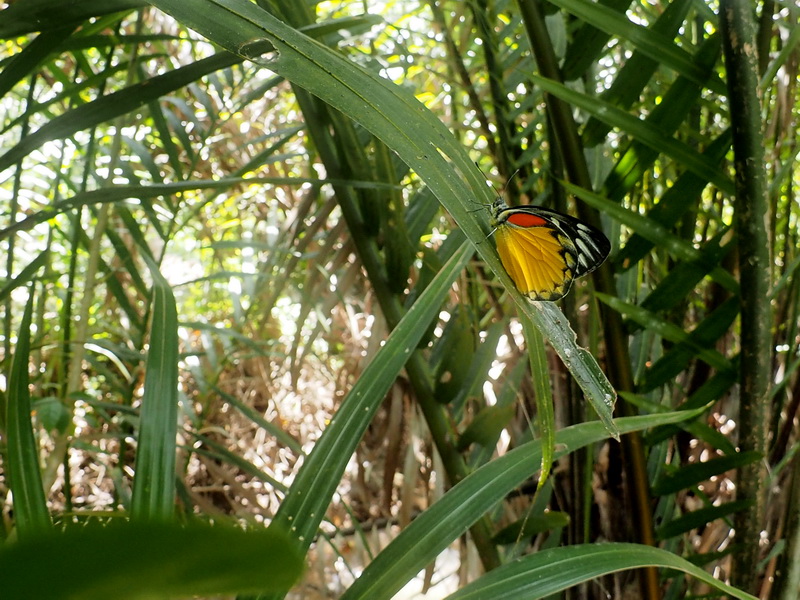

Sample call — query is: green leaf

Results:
[146,0,615,422]
[529,302,618,440]
[0,52,243,174]
[444,543,757,600]
[615,131,733,269]
[602,35,722,202]
[640,297,739,392]
[457,404,516,452]
[270,242,475,552]
[564,181,735,291]
[638,232,737,316]
[0,521,303,600]
[656,500,753,541]
[492,511,570,544]
[0,0,145,37]
[652,451,761,496]
[522,313,556,487]
[532,76,734,194]
[31,396,71,433]
[581,0,695,145]
[5,287,52,539]
[340,410,703,600]
[433,304,477,404]
[0,251,49,303]
[548,0,726,94]
[595,293,733,375]
[131,255,180,522]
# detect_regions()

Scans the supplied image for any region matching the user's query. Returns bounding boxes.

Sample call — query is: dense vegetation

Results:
[0,1,798,598]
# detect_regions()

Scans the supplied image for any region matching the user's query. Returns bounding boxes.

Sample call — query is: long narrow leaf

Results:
[340,410,704,600]
[444,543,756,600]
[531,302,617,438]
[149,0,616,471]
[522,315,555,488]
[0,52,243,173]
[531,75,734,194]
[548,0,726,94]
[6,287,52,538]
[131,255,180,522]
[270,242,474,549]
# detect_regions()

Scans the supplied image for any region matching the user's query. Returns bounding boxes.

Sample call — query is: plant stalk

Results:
[719,0,772,594]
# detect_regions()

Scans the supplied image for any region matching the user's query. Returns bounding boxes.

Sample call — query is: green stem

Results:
[719,0,772,594]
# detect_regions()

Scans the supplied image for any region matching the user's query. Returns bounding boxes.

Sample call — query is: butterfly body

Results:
[490,199,610,301]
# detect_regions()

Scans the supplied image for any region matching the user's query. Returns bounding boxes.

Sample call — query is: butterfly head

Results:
[488,197,509,227]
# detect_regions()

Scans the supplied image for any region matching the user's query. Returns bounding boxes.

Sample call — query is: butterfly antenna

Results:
[499,168,523,202]
[506,168,521,190]
[469,161,500,211]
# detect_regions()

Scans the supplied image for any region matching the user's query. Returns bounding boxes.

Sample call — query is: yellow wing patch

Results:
[494,224,576,301]
[489,200,609,301]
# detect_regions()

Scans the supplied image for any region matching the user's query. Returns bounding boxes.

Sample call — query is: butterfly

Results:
[489,199,610,301]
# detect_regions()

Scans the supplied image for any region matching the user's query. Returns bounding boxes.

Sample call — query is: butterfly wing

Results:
[492,203,610,301]
[525,206,611,277]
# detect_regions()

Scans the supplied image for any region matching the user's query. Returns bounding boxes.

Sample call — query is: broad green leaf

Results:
[0,521,302,600]
[457,404,516,452]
